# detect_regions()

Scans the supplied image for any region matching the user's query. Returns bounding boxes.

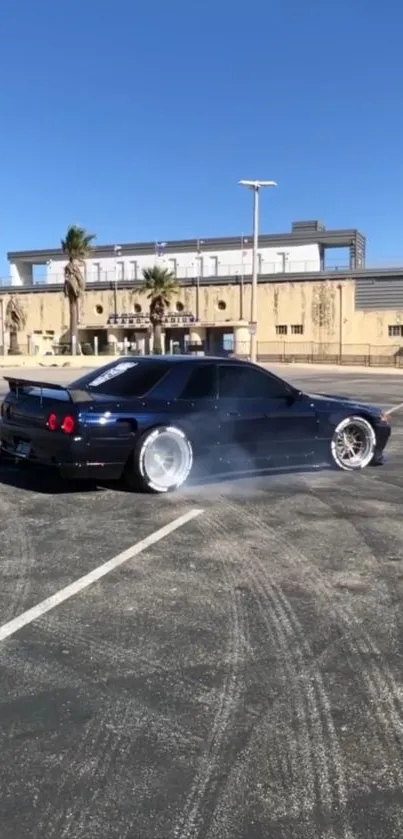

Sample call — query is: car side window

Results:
[218,365,288,399]
[179,365,216,399]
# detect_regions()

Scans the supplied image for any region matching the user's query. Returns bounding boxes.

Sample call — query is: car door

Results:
[217,363,318,466]
[171,363,220,460]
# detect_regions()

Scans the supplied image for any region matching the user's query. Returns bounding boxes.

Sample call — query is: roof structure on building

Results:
[7,220,366,261]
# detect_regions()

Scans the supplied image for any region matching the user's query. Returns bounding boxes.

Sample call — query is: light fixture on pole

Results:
[238,179,277,363]
[155,241,167,260]
[114,245,122,318]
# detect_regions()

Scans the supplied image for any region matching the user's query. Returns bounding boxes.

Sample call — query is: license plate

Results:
[15,442,31,458]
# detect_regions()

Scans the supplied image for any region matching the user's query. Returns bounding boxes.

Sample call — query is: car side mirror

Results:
[285,387,303,403]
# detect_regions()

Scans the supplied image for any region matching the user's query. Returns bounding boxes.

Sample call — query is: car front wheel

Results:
[330,415,376,471]
[126,425,193,493]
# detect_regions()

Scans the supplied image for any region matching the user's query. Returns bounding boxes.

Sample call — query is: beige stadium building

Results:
[2,219,403,365]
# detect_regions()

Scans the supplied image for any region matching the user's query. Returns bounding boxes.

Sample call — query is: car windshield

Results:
[70,360,171,397]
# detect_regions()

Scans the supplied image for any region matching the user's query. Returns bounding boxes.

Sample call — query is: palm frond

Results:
[61,224,96,261]
[138,265,179,299]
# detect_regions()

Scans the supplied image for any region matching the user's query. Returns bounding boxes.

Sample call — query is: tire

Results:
[126,425,193,493]
[330,415,376,471]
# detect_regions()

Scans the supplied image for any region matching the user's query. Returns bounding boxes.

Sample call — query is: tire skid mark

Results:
[32,668,192,837]
[289,487,403,735]
[230,492,403,788]
[324,482,403,558]
[0,493,34,624]
[41,609,226,714]
[302,487,403,761]
[33,596,193,835]
[31,551,218,836]
[172,514,247,839]
[262,573,348,810]
[252,570,327,821]
[35,716,113,837]
[270,583,351,837]
[56,701,141,839]
[204,505,351,837]
[37,693,154,838]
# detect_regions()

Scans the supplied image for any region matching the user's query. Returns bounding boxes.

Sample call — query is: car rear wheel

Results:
[330,416,376,471]
[126,425,193,493]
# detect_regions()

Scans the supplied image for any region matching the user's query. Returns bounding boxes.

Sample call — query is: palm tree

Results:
[5,295,27,355]
[61,225,96,352]
[139,266,179,354]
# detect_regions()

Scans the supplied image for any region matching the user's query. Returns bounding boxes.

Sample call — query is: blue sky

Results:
[0,0,402,276]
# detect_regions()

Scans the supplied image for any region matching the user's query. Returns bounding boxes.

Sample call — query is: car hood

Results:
[306,391,382,416]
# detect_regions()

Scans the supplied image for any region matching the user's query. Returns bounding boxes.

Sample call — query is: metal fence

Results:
[244,342,403,367]
[0,260,328,288]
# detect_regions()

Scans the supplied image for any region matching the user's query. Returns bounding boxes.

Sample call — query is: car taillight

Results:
[47,413,57,431]
[46,413,76,434]
[61,415,75,435]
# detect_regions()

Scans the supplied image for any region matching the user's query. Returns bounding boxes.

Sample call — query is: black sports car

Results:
[0,355,392,493]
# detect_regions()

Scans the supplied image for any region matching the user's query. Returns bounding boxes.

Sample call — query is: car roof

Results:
[119,355,251,364]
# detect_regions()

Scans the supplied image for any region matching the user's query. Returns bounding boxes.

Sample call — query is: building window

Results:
[116,262,124,281]
[92,263,101,282]
[291,324,304,335]
[276,325,288,335]
[223,332,234,352]
[130,261,138,280]
[168,258,177,275]
[388,325,403,337]
[95,304,104,315]
[134,303,142,313]
[209,256,218,276]
[217,299,226,310]
[176,301,184,312]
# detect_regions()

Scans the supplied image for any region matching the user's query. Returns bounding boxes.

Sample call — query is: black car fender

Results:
[317,406,377,440]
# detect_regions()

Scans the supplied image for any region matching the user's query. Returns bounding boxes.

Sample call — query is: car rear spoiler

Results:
[3,376,94,404]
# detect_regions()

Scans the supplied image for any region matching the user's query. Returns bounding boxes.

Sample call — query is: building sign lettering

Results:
[107,311,196,327]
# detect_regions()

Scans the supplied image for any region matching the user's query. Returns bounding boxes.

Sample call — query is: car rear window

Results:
[70,360,171,397]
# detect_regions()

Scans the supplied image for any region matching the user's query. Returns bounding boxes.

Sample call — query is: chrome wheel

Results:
[331,416,376,471]
[138,426,193,492]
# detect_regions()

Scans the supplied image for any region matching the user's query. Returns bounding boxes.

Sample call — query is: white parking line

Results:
[0,508,203,643]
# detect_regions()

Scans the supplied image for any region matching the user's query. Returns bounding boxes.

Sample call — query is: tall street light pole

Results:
[196,239,204,322]
[238,179,277,363]
[240,235,248,321]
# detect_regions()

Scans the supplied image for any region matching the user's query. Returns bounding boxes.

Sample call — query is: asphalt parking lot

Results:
[2,365,403,838]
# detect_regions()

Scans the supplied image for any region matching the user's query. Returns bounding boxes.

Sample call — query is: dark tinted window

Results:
[218,365,289,399]
[70,360,170,397]
[180,365,215,399]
